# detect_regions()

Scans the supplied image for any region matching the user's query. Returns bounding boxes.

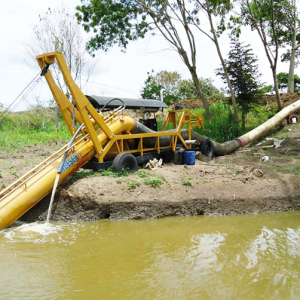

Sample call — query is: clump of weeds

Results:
[182,176,193,186]
[137,170,148,178]
[144,176,165,187]
[127,179,141,190]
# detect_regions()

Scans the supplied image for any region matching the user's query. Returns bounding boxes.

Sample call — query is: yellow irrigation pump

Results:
[37,52,206,167]
[0,52,207,230]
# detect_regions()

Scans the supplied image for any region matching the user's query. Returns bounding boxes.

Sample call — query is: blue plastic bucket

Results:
[185,151,195,165]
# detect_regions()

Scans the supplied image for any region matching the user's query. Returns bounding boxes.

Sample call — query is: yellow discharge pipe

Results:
[0,116,135,230]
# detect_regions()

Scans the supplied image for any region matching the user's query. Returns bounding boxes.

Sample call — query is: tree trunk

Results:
[180,49,212,121]
[288,24,297,93]
[190,68,212,121]
[205,1,239,125]
[242,107,246,131]
[217,46,239,125]
[272,68,283,110]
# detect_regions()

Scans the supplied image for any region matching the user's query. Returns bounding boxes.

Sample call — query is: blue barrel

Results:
[185,151,195,165]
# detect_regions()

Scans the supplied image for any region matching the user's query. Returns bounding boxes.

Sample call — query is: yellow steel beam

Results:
[36,52,114,158]
[36,55,83,135]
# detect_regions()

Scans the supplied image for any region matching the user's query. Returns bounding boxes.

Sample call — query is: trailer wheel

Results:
[112,153,138,172]
[201,138,214,157]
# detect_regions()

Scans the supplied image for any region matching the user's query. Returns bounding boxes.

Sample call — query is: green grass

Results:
[144,175,165,187]
[0,108,71,151]
[277,166,300,178]
[193,102,242,142]
[182,176,193,186]
[71,170,97,180]
[99,167,134,177]
[70,167,134,184]
[157,101,277,143]
[127,179,141,190]
[137,170,148,178]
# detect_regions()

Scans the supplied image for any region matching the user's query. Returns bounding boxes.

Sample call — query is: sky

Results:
[0,0,298,111]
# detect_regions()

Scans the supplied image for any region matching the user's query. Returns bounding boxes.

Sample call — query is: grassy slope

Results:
[0,108,71,152]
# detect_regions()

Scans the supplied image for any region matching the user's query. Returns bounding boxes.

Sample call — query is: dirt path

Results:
[1,124,300,223]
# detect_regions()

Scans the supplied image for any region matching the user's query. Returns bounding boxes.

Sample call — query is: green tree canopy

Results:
[216,38,263,130]
[141,70,223,104]
[178,78,224,100]
[277,72,300,92]
[76,0,218,120]
[230,0,288,110]
[141,70,181,105]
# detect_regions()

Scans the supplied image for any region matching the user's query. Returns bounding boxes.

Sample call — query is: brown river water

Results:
[0,212,300,300]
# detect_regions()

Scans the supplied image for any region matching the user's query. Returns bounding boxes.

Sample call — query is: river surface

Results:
[0,212,300,300]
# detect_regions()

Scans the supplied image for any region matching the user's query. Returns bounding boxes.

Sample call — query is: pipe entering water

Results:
[46,123,85,223]
[46,173,60,223]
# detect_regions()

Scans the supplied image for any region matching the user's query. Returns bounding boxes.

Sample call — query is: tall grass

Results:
[192,102,242,142]
[194,102,276,142]
[0,108,71,151]
[158,101,276,143]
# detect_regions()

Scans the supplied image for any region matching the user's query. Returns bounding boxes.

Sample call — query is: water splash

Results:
[2,222,63,243]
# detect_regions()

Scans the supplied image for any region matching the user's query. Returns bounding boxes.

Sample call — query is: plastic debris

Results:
[266,138,285,148]
[145,158,163,170]
[260,156,270,163]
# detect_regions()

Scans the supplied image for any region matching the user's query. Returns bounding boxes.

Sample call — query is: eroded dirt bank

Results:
[1,123,300,223]
[21,166,300,222]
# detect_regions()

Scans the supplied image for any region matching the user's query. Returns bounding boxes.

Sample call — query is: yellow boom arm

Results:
[36,52,114,158]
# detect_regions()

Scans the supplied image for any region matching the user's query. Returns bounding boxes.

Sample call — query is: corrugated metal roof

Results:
[86,95,168,109]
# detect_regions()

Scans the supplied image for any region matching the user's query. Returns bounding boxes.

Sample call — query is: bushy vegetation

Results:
[178,77,224,100]
[0,108,71,151]
[141,70,181,105]
[192,101,276,143]
[277,73,300,93]
[156,100,276,143]
[194,102,243,142]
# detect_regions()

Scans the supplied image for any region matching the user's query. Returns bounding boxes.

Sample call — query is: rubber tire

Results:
[112,152,138,172]
[201,138,214,157]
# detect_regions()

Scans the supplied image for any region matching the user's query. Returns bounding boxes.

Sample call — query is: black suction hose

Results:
[132,121,241,156]
[100,98,125,112]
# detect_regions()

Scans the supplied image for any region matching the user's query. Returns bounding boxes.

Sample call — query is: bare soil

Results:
[1,121,300,223]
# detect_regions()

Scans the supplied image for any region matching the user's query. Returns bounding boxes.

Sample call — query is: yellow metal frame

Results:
[36,52,204,163]
[0,52,206,230]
